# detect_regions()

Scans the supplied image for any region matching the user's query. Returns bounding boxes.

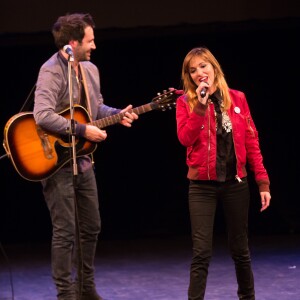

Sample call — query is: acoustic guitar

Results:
[3,89,182,181]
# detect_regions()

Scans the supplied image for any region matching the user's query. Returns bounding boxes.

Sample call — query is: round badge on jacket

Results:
[234,107,241,114]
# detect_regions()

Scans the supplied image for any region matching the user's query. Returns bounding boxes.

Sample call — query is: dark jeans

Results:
[42,167,101,300]
[188,178,255,300]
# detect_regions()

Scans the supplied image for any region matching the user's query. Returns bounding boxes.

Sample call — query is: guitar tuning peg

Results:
[163,90,167,94]
[157,92,161,96]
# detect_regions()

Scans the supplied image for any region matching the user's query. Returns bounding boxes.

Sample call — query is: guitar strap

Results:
[78,62,95,165]
[20,84,36,112]
[79,62,93,119]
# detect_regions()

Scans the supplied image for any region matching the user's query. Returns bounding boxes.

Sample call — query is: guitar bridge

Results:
[36,126,54,159]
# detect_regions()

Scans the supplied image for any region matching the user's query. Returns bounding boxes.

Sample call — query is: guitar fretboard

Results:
[90,102,158,129]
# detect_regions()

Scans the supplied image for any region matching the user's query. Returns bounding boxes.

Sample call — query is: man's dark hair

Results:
[52,13,95,49]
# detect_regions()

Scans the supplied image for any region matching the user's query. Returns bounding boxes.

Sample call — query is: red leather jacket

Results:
[176,89,270,192]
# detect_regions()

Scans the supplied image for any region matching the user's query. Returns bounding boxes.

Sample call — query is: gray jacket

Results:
[33,51,121,172]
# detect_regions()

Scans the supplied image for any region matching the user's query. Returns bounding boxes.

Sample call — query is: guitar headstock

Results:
[152,88,184,111]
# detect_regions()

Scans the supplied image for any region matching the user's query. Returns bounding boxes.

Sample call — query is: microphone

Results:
[200,87,207,98]
[63,45,74,57]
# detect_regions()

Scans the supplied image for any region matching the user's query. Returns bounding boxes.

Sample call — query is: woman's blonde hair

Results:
[181,47,231,111]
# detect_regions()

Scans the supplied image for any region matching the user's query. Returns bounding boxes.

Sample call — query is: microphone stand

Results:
[66,53,84,298]
[67,54,78,176]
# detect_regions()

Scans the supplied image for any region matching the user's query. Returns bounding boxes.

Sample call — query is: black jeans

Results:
[42,167,101,300]
[188,178,255,300]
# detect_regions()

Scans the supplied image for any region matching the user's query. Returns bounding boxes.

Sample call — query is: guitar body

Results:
[3,106,96,181]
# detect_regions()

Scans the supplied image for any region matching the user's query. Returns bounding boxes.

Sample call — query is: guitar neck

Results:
[90,101,158,129]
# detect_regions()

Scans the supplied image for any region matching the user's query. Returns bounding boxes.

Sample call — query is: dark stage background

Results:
[1,3,300,244]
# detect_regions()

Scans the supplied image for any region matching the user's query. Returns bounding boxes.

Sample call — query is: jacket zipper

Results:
[229,111,242,183]
[234,116,255,183]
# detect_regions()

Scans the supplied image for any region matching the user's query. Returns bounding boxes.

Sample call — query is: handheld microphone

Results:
[63,45,74,57]
[200,87,207,98]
